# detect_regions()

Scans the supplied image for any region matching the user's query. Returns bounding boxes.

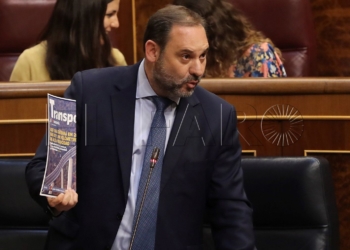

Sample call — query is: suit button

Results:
[116,214,122,220]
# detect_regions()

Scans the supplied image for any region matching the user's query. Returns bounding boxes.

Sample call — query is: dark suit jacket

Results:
[26,63,255,250]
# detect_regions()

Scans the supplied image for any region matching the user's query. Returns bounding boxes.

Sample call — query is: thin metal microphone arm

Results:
[129,147,160,250]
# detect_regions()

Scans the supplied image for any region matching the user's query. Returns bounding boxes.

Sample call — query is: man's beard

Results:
[153,57,201,100]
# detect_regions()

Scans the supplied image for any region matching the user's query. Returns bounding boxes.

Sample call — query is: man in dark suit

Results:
[26,4,255,250]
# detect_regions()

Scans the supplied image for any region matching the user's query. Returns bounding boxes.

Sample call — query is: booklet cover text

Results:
[40,94,77,197]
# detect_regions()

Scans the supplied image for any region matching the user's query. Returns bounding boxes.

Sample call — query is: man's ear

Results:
[145,40,160,63]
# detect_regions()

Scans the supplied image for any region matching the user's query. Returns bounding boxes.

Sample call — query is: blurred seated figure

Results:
[10,0,126,81]
[229,0,317,77]
[173,0,286,78]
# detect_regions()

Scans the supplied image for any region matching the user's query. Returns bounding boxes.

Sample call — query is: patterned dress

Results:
[231,42,287,77]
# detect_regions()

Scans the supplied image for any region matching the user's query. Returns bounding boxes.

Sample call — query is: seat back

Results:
[229,0,317,76]
[203,157,340,250]
[243,157,339,250]
[0,158,49,250]
[0,0,56,81]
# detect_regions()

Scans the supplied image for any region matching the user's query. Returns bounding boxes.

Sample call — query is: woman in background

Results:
[10,0,126,81]
[173,0,286,77]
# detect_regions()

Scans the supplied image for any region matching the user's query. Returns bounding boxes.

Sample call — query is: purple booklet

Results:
[40,94,77,197]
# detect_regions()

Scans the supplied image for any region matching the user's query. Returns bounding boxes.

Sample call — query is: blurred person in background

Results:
[173,0,286,77]
[10,0,126,81]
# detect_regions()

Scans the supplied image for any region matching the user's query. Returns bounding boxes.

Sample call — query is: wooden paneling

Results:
[0,98,46,119]
[1,78,350,249]
[0,124,45,155]
[237,120,283,156]
[134,0,171,61]
[0,82,63,157]
[311,0,350,76]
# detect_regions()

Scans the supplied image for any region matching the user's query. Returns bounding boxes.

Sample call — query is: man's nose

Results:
[189,59,205,77]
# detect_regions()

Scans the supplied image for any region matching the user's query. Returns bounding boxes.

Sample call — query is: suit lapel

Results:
[160,94,199,191]
[109,63,202,199]
[111,64,139,201]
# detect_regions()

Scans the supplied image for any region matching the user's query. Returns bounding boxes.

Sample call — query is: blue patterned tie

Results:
[130,96,172,250]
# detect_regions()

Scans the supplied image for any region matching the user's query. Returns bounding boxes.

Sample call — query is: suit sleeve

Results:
[208,106,256,250]
[25,72,83,213]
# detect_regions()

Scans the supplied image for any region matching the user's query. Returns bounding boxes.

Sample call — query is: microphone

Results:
[129,147,160,250]
[150,147,160,168]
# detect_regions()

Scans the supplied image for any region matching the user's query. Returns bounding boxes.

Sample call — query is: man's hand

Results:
[47,188,78,215]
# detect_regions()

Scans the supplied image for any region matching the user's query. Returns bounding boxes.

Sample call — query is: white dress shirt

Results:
[112,60,178,250]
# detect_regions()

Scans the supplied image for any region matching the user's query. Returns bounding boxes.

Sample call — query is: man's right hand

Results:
[47,188,78,215]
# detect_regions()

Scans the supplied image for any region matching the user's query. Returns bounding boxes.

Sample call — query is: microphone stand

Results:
[128,147,160,250]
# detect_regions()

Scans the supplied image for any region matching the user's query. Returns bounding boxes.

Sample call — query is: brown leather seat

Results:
[229,0,317,76]
[0,0,56,81]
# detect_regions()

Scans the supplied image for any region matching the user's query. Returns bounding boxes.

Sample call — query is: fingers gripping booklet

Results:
[40,94,77,197]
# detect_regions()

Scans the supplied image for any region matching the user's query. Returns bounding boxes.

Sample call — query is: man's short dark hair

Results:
[143,4,206,52]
